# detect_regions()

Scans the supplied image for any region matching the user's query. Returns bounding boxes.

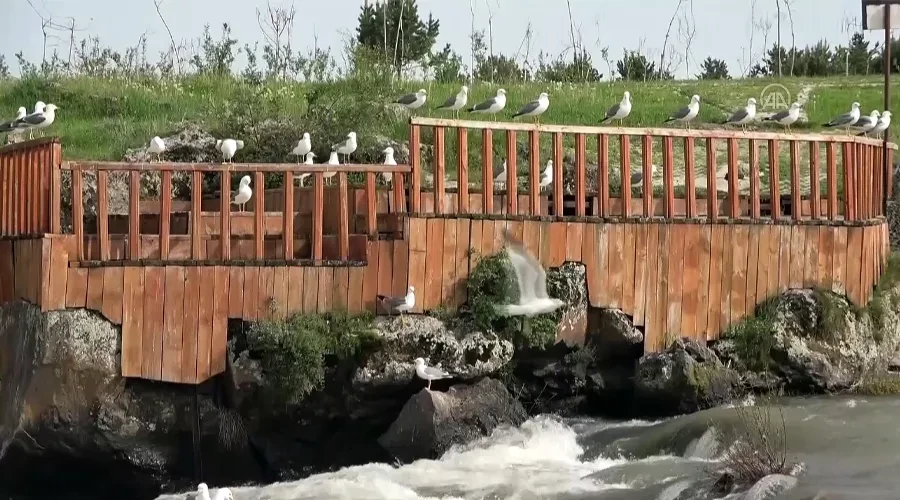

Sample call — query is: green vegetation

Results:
[864,253,900,336]
[809,288,852,343]
[247,310,380,404]
[854,374,900,395]
[723,298,780,371]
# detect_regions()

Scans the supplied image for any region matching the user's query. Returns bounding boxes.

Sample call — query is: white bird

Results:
[196,483,211,500]
[851,110,880,136]
[33,101,46,114]
[539,160,553,190]
[494,160,507,186]
[0,107,26,135]
[413,357,452,390]
[436,85,469,118]
[394,89,428,111]
[468,88,507,121]
[332,131,357,163]
[495,229,565,317]
[16,103,57,139]
[762,102,801,133]
[232,175,252,212]
[323,150,340,185]
[665,94,701,129]
[216,138,244,164]
[296,152,316,187]
[213,487,233,500]
[289,132,312,163]
[600,91,632,125]
[823,102,861,135]
[631,163,658,186]
[378,285,415,325]
[867,111,892,138]
[381,146,397,184]
[148,136,166,162]
[722,97,757,131]
[512,92,550,123]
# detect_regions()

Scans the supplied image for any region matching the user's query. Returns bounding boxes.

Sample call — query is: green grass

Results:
[1,74,895,194]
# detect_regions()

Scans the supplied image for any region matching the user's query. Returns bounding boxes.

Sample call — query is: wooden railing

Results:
[59,161,411,263]
[0,138,62,236]
[408,117,895,222]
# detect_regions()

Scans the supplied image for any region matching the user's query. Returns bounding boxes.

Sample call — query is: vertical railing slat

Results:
[283,171,294,260]
[842,143,854,221]
[706,138,717,220]
[191,171,203,259]
[529,130,540,215]
[49,145,61,233]
[642,135,653,217]
[220,172,231,260]
[552,132,564,216]
[826,142,837,220]
[726,138,739,218]
[482,129,494,214]
[312,172,324,259]
[663,136,674,218]
[505,130,518,214]
[575,133,586,216]
[620,135,631,217]
[598,134,610,216]
[128,170,140,260]
[160,170,172,259]
[253,172,265,259]
[684,137,696,218]
[73,168,85,261]
[768,140,780,220]
[366,172,377,238]
[338,172,349,260]
[457,128,469,214]
[789,140,801,220]
[809,142,820,219]
[748,139,760,219]
[434,126,446,214]
[409,124,421,213]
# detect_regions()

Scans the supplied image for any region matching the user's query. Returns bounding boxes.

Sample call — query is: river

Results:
[146,395,900,500]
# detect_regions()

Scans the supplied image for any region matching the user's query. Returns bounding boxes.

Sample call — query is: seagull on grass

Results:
[762,102,801,133]
[381,146,397,184]
[216,139,244,164]
[414,357,452,390]
[866,111,892,138]
[600,91,632,125]
[664,94,701,129]
[148,136,166,162]
[289,132,312,163]
[436,85,468,118]
[468,88,507,121]
[378,286,415,326]
[822,102,860,135]
[512,92,550,124]
[721,97,757,131]
[495,229,565,318]
[850,110,880,136]
[394,89,428,112]
[332,131,357,164]
[232,175,252,212]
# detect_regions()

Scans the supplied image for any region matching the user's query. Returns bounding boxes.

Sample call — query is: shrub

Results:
[247,310,379,404]
[717,401,791,487]
[724,299,779,371]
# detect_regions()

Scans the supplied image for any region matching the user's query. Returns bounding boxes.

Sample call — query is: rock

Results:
[740,474,798,500]
[586,308,643,361]
[887,200,900,250]
[634,338,743,416]
[377,378,526,462]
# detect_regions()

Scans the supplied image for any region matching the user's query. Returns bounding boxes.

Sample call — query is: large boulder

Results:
[377,378,526,462]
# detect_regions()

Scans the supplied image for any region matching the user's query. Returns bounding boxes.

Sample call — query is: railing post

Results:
[128,171,141,260]
[283,171,294,260]
[49,143,61,233]
[409,123,421,213]
[434,126,446,214]
[481,129,494,214]
[457,128,469,214]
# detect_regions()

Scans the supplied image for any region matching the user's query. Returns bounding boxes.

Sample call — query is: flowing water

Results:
[153,395,900,500]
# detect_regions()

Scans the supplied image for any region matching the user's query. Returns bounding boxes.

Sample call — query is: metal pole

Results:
[884,5,892,213]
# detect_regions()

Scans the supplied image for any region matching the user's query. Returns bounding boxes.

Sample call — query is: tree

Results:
[697,57,730,79]
[536,49,602,83]
[190,23,239,76]
[475,54,524,83]
[0,55,8,79]
[616,50,669,81]
[430,44,464,83]
[356,0,440,78]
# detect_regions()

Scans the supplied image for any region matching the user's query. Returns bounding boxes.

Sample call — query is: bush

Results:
[247,310,379,404]
[724,299,779,371]
[717,401,791,487]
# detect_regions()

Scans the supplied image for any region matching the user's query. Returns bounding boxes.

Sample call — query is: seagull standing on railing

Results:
[15,103,57,139]
[664,94,701,129]
[468,88,507,121]
[323,150,340,185]
[600,91,632,125]
[381,146,397,185]
[413,357,452,391]
[436,85,468,119]
[0,107,26,135]
[332,131,357,164]
[721,97,757,131]
[512,92,550,124]
[148,136,166,163]
[394,89,428,113]
[539,160,553,191]
[289,132,312,164]
[867,111,892,138]
[217,138,244,164]
[296,152,316,187]
[850,110,880,137]
[232,175,252,212]
[762,102,801,133]
[822,102,861,135]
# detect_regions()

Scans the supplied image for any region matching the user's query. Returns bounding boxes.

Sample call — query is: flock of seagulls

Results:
[0,101,58,140]
[821,102,892,137]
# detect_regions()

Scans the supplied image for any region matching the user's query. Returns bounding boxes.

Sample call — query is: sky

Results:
[0,0,893,79]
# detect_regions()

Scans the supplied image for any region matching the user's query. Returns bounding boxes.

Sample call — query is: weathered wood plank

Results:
[161,267,186,382]
[680,224,700,340]
[121,267,144,378]
[316,266,334,313]
[706,225,724,340]
[730,225,749,324]
[633,224,650,326]
[697,225,712,337]
[196,267,216,382]
[180,267,201,384]
[242,267,259,320]
[453,218,471,307]
[440,220,458,307]
[789,225,805,289]
[622,223,637,315]
[745,226,761,315]
[423,218,445,310]
[86,268,105,312]
[209,266,229,377]
[141,267,165,381]
[666,224,685,340]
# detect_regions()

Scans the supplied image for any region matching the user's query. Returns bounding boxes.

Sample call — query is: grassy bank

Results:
[0,75,894,192]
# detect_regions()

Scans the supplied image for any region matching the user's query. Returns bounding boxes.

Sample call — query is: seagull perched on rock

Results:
[822,102,861,135]
[378,285,415,325]
[0,107,26,134]
[665,94,701,129]
[721,97,757,131]
[413,357,452,390]
[381,146,397,184]
[866,111,892,138]
[216,138,244,164]
[394,89,428,112]
[232,175,252,212]
[16,103,57,139]
[468,88,507,121]
[436,85,468,118]
[539,160,553,190]
[147,136,166,163]
[495,229,565,318]
[289,132,312,163]
[762,102,801,133]
[512,92,550,124]
[850,110,880,136]
[600,91,632,125]
[332,131,357,164]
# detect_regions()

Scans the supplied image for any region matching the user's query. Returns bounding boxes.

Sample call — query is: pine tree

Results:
[356,0,440,78]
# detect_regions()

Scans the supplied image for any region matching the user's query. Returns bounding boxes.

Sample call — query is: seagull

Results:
[332,131,357,164]
[0,107,26,134]
[381,146,397,184]
[539,160,553,190]
[468,88,507,121]
[213,487,233,500]
[15,103,57,139]
[664,94,701,129]
[822,102,861,135]
[232,175,252,212]
[296,152,316,187]
[762,102,801,133]
[413,357,452,390]
[147,136,166,162]
[512,92,550,124]
[289,132,312,163]
[600,91,632,125]
[33,101,46,114]
[493,159,507,187]
[866,111,892,138]
[394,89,428,112]
[721,97,757,131]
[378,285,415,326]
[196,483,211,500]
[323,150,340,185]
[850,110,880,136]
[436,85,469,118]
[495,229,565,317]
[216,139,244,164]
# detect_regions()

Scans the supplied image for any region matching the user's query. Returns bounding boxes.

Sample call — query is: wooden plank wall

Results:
[0,138,61,236]
[0,238,46,307]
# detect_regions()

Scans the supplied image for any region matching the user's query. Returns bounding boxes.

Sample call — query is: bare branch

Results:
[660,0,687,79]
[153,0,181,75]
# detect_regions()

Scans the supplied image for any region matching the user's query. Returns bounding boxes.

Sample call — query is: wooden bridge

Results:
[0,118,894,385]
